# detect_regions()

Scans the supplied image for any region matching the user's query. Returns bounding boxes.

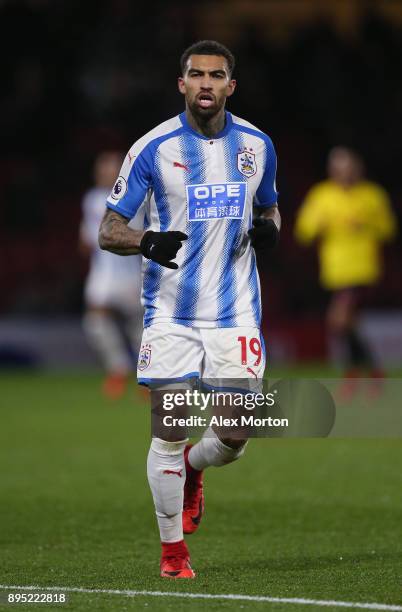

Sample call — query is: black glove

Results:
[248,217,279,252]
[140,230,188,269]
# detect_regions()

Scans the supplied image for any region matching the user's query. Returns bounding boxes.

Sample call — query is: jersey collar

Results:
[179,110,233,140]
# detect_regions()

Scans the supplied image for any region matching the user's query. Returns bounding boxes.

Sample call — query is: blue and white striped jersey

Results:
[106,111,278,329]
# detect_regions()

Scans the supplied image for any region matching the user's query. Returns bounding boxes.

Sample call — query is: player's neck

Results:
[185,107,226,138]
[334,179,360,190]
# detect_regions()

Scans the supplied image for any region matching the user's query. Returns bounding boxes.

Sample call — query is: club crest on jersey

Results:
[111,176,127,200]
[237,147,257,178]
[138,343,151,370]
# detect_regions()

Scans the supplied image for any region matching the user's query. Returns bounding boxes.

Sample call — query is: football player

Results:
[80,151,143,398]
[99,40,280,577]
[295,146,396,398]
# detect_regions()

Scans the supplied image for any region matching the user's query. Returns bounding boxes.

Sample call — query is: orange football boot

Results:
[102,373,128,399]
[160,540,195,579]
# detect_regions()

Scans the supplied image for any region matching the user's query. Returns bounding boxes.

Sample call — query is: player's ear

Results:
[226,79,236,97]
[178,77,186,95]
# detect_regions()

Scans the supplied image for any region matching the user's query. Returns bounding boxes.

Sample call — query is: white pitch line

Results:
[0,585,401,611]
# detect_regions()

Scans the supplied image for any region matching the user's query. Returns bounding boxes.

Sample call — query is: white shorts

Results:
[84,249,142,314]
[84,270,142,315]
[137,323,266,386]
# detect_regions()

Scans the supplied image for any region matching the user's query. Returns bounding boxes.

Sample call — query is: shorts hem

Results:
[138,371,200,387]
[201,381,259,394]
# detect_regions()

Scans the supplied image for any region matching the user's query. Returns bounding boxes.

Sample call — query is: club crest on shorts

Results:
[237,147,257,178]
[138,343,152,370]
[111,175,127,200]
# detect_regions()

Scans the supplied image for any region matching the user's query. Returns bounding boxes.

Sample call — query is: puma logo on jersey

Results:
[128,151,136,164]
[163,469,183,478]
[173,161,189,171]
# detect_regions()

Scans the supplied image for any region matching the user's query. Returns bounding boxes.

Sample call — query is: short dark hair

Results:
[180,40,235,76]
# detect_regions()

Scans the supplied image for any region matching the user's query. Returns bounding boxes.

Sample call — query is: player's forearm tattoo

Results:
[98,209,144,255]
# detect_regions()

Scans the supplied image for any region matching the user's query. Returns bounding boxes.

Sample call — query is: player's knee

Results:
[82,311,108,339]
[219,437,248,450]
[212,437,248,466]
[150,437,187,456]
[150,383,193,441]
[327,309,347,334]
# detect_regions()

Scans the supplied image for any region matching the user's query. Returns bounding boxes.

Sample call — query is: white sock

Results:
[147,437,187,543]
[188,427,248,470]
[83,311,131,373]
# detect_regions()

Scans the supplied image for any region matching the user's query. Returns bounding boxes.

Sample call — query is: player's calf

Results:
[147,437,187,543]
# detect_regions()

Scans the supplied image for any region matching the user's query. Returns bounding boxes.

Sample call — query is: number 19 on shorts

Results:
[237,336,262,366]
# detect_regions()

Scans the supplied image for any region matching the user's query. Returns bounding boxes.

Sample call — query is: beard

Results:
[187,96,224,123]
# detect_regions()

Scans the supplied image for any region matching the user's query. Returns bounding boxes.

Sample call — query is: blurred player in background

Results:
[295,146,396,394]
[79,151,143,399]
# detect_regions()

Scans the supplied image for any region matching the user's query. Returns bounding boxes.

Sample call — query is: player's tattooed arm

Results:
[98,209,145,255]
[259,204,281,231]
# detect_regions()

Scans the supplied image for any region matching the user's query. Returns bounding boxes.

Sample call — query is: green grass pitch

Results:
[1,370,401,611]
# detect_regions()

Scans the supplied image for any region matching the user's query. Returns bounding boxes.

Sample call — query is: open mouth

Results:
[197,93,215,108]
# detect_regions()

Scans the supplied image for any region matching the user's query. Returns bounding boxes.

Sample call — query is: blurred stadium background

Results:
[1,0,401,370]
[2,2,402,608]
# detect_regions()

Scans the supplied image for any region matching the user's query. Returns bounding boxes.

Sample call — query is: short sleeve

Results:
[254,136,278,207]
[106,143,154,219]
[369,184,397,241]
[294,186,324,244]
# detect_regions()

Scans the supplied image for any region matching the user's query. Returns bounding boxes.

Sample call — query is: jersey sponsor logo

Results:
[237,147,257,177]
[138,343,151,370]
[111,176,128,200]
[186,182,247,222]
